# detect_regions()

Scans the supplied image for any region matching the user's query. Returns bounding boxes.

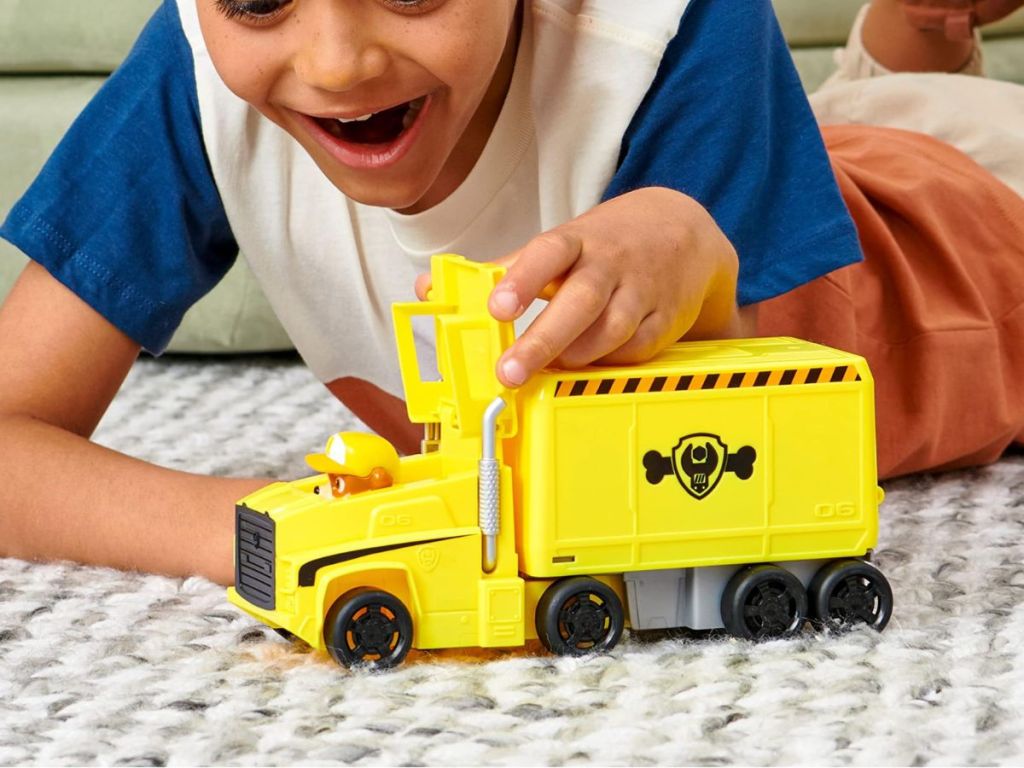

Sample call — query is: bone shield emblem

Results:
[643,433,757,500]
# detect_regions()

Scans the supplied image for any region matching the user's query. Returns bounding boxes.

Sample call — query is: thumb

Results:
[414,272,432,301]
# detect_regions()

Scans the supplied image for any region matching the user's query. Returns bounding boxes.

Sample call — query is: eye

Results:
[214,0,291,24]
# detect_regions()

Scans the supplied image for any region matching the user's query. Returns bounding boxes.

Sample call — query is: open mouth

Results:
[313,96,427,146]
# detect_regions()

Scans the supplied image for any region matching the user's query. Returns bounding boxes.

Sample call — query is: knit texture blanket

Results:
[1,356,1022,766]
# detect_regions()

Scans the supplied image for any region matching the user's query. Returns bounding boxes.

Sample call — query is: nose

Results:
[292,3,390,93]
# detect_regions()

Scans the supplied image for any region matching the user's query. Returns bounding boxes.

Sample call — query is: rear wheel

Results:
[809,559,893,631]
[721,565,808,640]
[536,577,625,656]
[324,589,413,669]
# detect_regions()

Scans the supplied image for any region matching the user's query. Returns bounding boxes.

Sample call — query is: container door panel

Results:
[552,403,635,543]
[766,387,870,557]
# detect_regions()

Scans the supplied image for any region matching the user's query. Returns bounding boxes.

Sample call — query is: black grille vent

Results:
[235,505,275,610]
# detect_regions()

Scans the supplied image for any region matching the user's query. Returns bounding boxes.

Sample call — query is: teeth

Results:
[318,96,426,139]
[402,97,427,130]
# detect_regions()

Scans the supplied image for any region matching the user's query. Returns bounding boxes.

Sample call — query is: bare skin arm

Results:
[0,262,269,585]
[861,0,978,72]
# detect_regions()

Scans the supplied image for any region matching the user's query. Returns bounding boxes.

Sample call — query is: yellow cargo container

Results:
[513,337,881,577]
[228,255,893,669]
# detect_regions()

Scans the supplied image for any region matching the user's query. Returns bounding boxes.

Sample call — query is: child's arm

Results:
[0,6,259,583]
[484,187,749,387]
[0,263,268,585]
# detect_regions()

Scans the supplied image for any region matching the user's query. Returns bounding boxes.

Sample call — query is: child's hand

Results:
[494,187,743,387]
[414,187,744,388]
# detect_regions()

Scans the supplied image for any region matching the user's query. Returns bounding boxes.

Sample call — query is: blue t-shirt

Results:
[0,0,861,354]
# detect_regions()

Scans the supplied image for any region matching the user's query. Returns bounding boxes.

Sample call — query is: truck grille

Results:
[235,505,275,610]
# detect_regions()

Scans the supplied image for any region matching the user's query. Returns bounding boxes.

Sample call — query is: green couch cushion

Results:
[0,0,160,74]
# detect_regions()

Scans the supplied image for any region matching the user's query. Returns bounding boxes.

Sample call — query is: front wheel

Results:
[536,577,625,656]
[809,559,893,632]
[324,589,413,669]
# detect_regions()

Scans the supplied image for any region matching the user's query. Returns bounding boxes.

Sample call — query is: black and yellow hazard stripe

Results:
[554,365,861,399]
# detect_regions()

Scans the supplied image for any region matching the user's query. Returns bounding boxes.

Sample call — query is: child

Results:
[0,0,1020,585]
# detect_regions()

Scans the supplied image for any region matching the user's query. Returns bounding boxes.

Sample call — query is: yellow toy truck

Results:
[228,254,893,669]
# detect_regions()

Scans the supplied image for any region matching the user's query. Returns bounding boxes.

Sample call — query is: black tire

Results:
[809,559,894,632]
[721,565,808,640]
[324,589,413,669]
[536,577,625,656]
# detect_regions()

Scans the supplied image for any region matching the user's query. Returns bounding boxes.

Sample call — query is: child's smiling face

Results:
[197,0,520,213]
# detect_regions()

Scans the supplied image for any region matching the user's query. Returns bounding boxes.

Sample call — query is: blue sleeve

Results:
[0,0,236,354]
[603,0,863,306]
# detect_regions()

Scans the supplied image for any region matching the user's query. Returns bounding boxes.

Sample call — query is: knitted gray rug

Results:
[1,355,1022,766]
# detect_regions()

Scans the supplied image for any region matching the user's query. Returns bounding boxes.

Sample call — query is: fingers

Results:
[489,231,582,322]
[497,267,615,387]
[554,289,644,368]
[559,300,679,370]
[416,229,575,306]
[597,311,674,366]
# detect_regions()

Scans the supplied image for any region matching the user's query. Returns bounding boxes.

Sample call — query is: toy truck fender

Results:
[306,560,421,652]
[298,524,483,652]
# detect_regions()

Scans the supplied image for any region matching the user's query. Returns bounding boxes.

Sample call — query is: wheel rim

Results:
[345,603,403,663]
[743,580,802,638]
[828,574,884,626]
[557,591,613,651]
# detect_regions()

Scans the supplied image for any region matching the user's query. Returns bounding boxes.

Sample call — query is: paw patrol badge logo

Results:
[643,433,757,501]
[672,434,727,499]
[417,547,440,572]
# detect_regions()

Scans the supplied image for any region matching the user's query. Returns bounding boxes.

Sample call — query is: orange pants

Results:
[757,125,1024,479]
